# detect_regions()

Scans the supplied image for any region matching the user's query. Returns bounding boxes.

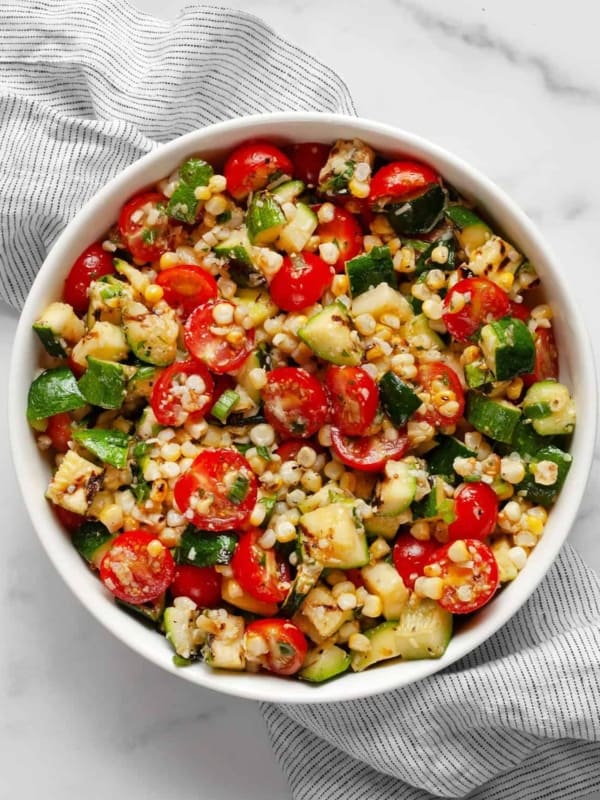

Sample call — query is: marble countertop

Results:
[2,0,599,797]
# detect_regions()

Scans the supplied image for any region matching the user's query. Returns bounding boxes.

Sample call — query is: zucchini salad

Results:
[27,138,576,682]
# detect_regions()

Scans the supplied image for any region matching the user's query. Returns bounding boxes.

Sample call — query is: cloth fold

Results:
[1,2,598,799]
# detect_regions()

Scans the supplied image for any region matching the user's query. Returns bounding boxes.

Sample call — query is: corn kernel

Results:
[144,283,164,304]
[349,178,370,198]
[362,594,383,618]
[194,185,211,201]
[159,251,180,270]
[147,538,165,558]
[524,514,544,536]
[348,633,371,652]
[496,272,514,291]
[414,576,444,600]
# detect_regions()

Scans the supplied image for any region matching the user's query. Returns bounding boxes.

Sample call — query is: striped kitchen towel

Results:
[1,2,599,799]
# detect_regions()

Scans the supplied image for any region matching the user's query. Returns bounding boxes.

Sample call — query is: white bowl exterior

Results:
[10,113,597,704]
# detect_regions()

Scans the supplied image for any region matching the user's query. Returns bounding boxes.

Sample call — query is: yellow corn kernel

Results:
[159,251,180,270]
[525,514,544,536]
[496,272,514,291]
[147,538,165,558]
[460,345,481,367]
[194,185,211,201]
[370,215,394,236]
[366,345,384,362]
[144,284,164,304]
[506,377,524,400]
[348,178,370,198]
[331,274,349,296]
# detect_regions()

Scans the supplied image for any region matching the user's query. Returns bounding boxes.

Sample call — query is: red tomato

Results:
[46,413,72,453]
[269,252,334,312]
[262,367,329,439]
[325,366,378,437]
[100,530,175,604]
[150,360,214,427]
[184,301,254,374]
[509,300,530,322]
[231,529,290,604]
[174,448,257,531]
[52,504,86,532]
[62,243,114,314]
[416,362,465,427]
[447,482,498,542]
[288,142,331,187]
[275,438,324,462]
[330,426,409,472]
[392,534,439,589]
[345,568,366,589]
[442,277,511,342]
[522,327,559,387]
[316,205,363,272]
[156,265,218,318]
[245,618,307,676]
[68,354,85,378]
[170,565,222,608]
[425,539,499,615]
[118,191,171,263]
[224,141,293,201]
[369,160,439,207]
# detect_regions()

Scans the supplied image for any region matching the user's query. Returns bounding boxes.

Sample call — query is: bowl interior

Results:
[9,113,597,703]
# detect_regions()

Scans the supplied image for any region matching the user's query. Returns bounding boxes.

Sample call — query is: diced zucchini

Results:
[71,321,129,368]
[214,228,253,265]
[293,584,353,644]
[351,598,452,671]
[232,287,278,327]
[300,502,369,569]
[427,436,476,482]
[350,282,413,322]
[404,313,445,351]
[174,527,237,567]
[361,562,409,620]
[236,348,266,404]
[114,258,150,297]
[445,205,492,253]
[280,559,323,617]
[116,594,166,625]
[277,202,318,254]
[71,520,116,568]
[373,460,417,516]
[27,366,87,421]
[412,475,455,523]
[479,317,535,381]
[86,276,133,327]
[415,235,455,274]
[78,357,128,409]
[379,371,421,426]
[45,450,104,515]
[522,380,576,436]
[246,191,286,246]
[272,179,306,203]
[221,578,278,616]
[126,365,159,402]
[33,302,85,356]
[202,610,246,670]
[72,427,130,469]
[121,300,178,366]
[386,184,446,236]
[164,597,200,660]
[299,644,351,683]
[298,302,362,366]
[464,361,492,389]
[346,246,397,297]
[517,444,572,507]
[136,406,162,439]
[364,513,402,540]
[509,419,548,457]
[466,392,521,444]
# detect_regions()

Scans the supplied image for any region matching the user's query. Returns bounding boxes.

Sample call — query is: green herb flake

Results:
[226,475,250,505]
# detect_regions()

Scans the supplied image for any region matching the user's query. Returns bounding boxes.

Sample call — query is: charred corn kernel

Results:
[369,537,391,559]
[349,178,370,198]
[348,633,371,652]
[447,539,470,563]
[448,291,466,313]
[331,274,349,296]
[506,377,524,400]
[194,185,211,201]
[439,400,460,418]
[366,344,385,362]
[150,478,169,502]
[301,470,322,493]
[410,520,431,541]
[147,538,165,558]
[524,514,544,536]
[460,345,481,367]
[144,283,164,304]
[208,174,227,193]
[425,269,446,291]
[362,594,383,618]
[326,570,348,586]
[159,251,180,270]
[414,576,444,600]
[496,272,514,291]
[370,215,394,236]
[393,246,416,273]
[500,455,526,484]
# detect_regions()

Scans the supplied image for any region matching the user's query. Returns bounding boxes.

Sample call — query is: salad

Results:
[27,137,576,682]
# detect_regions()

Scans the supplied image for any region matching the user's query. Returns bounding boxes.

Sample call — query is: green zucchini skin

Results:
[479,317,535,381]
[379,371,421,426]
[299,644,351,683]
[78,357,128,410]
[27,367,87,421]
[466,392,521,444]
[386,184,446,236]
[175,526,237,567]
[346,245,397,297]
[415,235,456,274]
[72,520,116,568]
[427,436,476,483]
[517,445,572,507]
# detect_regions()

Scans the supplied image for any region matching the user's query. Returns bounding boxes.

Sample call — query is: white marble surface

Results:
[2,0,600,797]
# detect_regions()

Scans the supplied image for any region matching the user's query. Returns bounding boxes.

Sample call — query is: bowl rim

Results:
[9,111,598,704]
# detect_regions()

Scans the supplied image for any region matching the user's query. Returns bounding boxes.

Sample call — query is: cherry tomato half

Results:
[425,539,499,615]
[170,565,222,608]
[118,192,172,264]
[184,301,254,374]
[62,243,115,314]
[269,252,334,312]
[325,366,379,437]
[392,533,439,589]
[275,438,324,462]
[522,327,559,387]
[245,619,307,676]
[288,142,331,187]
[330,426,410,472]
[156,265,218,318]
[369,160,439,207]
[52,504,86,532]
[315,205,363,272]
[416,362,465,428]
[232,529,290,604]
[174,448,257,532]
[46,412,72,453]
[442,277,511,342]
[224,141,293,201]
[509,300,530,322]
[447,482,498,542]
[100,530,175,604]
[262,367,329,439]
[150,360,214,427]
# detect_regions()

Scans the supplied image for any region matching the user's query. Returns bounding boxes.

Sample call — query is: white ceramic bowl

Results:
[10,113,597,703]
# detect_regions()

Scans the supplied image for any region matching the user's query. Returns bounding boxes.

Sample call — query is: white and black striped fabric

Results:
[2,2,599,798]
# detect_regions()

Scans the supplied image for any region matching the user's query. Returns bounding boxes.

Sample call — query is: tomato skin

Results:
[442,277,511,342]
[522,327,559,387]
[316,205,363,272]
[150,360,214,427]
[118,192,171,263]
[46,413,72,453]
[269,252,334,312]
[184,301,254,374]
[275,438,324,462]
[62,243,114,314]
[425,539,499,615]
[173,448,257,532]
[288,142,330,187]
[393,534,439,589]
[100,530,175,604]
[156,265,218,318]
[224,141,293,201]
[416,362,465,428]
[369,160,439,206]
[447,482,499,542]
[170,565,222,608]
[325,366,379,437]
[231,529,290,604]
[330,426,410,472]
[53,504,86,532]
[245,619,308,676]
[509,300,530,322]
[262,367,329,439]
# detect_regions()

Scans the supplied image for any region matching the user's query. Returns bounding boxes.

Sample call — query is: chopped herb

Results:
[216,210,232,224]
[322,160,354,194]
[226,475,250,505]
[256,445,272,460]
[140,227,157,245]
